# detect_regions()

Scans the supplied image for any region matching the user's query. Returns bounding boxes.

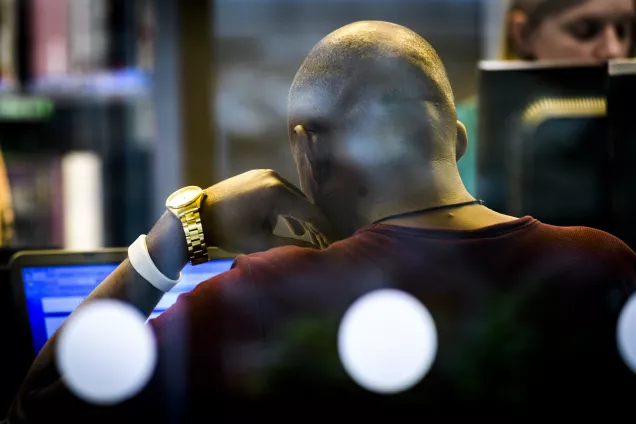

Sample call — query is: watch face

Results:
[166,186,203,209]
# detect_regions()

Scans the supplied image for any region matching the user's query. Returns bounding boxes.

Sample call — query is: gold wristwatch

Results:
[166,186,209,266]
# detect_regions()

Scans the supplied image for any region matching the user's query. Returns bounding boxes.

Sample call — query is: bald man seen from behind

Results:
[7,21,636,423]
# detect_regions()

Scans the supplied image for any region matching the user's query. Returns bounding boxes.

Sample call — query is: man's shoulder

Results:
[538,222,634,255]
[533,222,636,276]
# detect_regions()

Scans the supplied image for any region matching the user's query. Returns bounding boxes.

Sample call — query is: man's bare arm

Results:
[6,169,330,423]
[7,211,189,420]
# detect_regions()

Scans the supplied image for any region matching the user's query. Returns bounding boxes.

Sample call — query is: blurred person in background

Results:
[457,0,635,195]
[6,21,636,423]
[0,148,13,246]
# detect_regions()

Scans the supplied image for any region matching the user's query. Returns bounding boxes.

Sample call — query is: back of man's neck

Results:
[376,206,519,231]
[363,169,473,224]
[363,186,517,231]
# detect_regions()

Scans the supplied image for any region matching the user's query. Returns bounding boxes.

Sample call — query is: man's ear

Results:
[508,11,533,59]
[456,120,468,162]
[294,125,330,184]
[291,125,309,157]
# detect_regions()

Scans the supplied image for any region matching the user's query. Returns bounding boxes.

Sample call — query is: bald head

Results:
[287,21,469,239]
[288,21,458,165]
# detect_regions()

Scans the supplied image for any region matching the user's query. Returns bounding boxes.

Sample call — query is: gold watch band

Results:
[180,210,209,266]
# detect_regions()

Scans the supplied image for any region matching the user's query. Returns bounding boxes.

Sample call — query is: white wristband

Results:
[128,234,181,292]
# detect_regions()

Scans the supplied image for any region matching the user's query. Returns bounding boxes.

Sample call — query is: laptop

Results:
[0,248,233,414]
[9,248,235,358]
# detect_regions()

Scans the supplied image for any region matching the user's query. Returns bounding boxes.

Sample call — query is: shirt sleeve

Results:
[144,256,264,417]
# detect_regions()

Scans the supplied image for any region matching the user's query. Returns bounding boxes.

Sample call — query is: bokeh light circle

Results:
[617,293,636,374]
[56,299,157,405]
[338,289,438,394]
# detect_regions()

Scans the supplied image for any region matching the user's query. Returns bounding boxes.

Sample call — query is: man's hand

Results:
[201,169,332,254]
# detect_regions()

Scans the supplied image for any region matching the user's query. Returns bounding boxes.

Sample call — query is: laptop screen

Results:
[21,259,234,354]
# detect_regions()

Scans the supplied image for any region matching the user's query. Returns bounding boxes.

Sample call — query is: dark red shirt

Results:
[12,217,636,422]
[144,217,636,419]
